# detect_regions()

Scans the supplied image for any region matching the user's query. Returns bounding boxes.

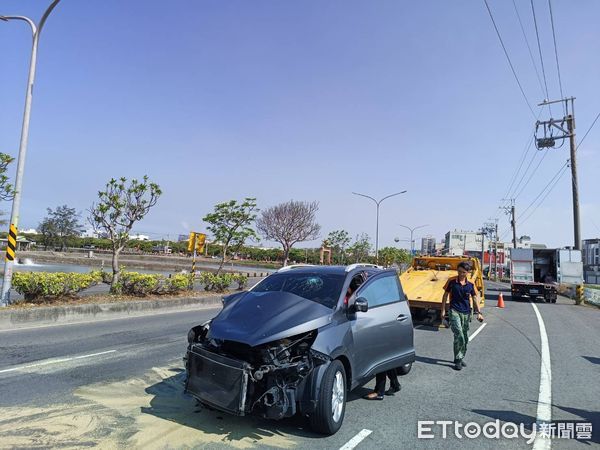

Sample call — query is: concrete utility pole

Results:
[536,97,580,250]
[352,191,407,263]
[0,0,62,307]
[502,199,517,248]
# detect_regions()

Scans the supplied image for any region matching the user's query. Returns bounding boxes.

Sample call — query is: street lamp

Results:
[398,224,428,256]
[0,0,62,306]
[352,191,407,263]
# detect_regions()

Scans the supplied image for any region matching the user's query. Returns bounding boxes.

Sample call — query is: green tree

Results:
[88,176,162,293]
[38,205,84,251]
[347,233,372,263]
[256,200,321,266]
[0,153,15,202]
[327,229,351,264]
[203,198,258,273]
[378,246,411,267]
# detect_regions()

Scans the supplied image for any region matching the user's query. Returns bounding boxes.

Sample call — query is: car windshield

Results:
[251,272,345,308]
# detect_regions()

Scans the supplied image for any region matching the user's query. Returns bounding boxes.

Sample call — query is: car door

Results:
[349,271,407,381]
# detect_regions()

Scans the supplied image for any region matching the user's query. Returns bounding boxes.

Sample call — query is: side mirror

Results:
[354,297,369,313]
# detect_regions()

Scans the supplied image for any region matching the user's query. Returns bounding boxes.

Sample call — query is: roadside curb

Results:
[0,295,223,331]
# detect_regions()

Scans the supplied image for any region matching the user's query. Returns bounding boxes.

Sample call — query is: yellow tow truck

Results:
[399,256,485,320]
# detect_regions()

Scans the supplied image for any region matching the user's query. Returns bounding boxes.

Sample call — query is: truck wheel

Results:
[512,294,521,302]
[397,362,412,375]
[309,360,346,435]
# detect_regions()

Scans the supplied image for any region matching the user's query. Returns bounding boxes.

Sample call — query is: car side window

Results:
[358,274,401,308]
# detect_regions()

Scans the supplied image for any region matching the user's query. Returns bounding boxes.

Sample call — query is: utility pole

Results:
[502,199,517,248]
[535,97,580,250]
[494,220,499,281]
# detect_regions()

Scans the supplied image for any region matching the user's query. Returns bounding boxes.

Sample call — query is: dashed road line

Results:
[339,429,373,450]
[468,322,487,342]
[0,350,117,374]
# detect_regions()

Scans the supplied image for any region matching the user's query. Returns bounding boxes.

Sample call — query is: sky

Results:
[0,0,598,250]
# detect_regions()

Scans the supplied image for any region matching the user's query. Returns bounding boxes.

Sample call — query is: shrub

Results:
[232,273,249,290]
[117,271,194,296]
[12,271,103,302]
[198,272,235,292]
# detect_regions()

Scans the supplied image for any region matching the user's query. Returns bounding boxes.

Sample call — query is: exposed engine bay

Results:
[186,322,327,420]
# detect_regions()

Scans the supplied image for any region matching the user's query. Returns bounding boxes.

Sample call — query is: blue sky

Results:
[0,0,598,249]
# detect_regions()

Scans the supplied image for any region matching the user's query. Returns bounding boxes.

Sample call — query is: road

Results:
[0,281,598,449]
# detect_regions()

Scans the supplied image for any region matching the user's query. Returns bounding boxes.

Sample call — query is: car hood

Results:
[208,291,333,346]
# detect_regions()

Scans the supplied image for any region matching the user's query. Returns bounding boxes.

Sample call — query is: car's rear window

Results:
[251,272,345,308]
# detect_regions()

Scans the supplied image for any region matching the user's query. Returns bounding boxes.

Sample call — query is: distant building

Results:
[130,234,150,241]
[81,228,99,239]
[420,236,436,255]
[444,230,488,257]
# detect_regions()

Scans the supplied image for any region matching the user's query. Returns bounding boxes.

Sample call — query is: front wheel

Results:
[397,362,412,375]
[309,360,346,435]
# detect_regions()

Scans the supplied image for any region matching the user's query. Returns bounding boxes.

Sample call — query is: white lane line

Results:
[339,429,373,450]
[531,302,552,450]
[0,350,117,374]
[468,322,487,342]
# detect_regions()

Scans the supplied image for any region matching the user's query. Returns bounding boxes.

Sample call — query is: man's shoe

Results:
[385,385,401,396]
[461,360,467,367]
[363,392,384,400]
[454,362,463,371]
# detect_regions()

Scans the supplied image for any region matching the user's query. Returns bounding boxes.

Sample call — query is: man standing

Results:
[441,261,484,371]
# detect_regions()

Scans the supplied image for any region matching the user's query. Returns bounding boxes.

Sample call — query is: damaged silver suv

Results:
[184,264,415,435]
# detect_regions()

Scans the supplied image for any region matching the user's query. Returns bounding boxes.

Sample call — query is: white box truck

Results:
[510,248,583,303]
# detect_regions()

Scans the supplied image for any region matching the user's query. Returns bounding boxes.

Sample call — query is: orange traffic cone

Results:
[497,292,505,308]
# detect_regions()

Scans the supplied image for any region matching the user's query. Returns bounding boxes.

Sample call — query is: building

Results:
[444,230,488,258]
[130,233,150,241]
[583,238,600,284]
[420,236,436,255]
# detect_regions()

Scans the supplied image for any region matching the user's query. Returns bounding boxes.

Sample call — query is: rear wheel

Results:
[309,360,346,435]
[397,362,412,375]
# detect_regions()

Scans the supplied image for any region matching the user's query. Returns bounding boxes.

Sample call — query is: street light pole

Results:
[352,191,407,264]
[398,224,428,256]
[0,0,62,306]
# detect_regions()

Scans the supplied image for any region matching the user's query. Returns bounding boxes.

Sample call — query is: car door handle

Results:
[396,314,408,322]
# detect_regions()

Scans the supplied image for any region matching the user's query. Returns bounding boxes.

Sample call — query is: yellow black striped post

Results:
[5,224,17,262]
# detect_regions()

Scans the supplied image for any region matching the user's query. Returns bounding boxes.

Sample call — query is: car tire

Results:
[397,362,412,375]
[512,294,521,302]
[309,360,346,435]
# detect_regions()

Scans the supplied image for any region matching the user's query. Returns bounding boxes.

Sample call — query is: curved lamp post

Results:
[1,0,62,306]
[398,224,428,256]
[352,191,407,263]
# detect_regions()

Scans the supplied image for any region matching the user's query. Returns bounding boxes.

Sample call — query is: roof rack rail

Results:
[277,264,316,273]
[345,263,383,272]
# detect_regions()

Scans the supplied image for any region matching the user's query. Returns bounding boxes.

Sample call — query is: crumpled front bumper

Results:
[185,346,251,416]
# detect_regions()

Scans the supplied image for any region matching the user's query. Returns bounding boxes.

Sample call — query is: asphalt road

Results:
[0,281,598,449]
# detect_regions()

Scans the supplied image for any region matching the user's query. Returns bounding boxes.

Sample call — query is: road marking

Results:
[531,302,552,450]
[0,350,117,374]
[468,322,487,342]
[339,429,373,450]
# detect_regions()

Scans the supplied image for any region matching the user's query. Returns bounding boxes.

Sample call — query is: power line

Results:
[548,0,565,108]
[483,0,537,118]
[516,111,600,224]
[530,0,550,101]
[512,0,546,98]
[514,149,549,199]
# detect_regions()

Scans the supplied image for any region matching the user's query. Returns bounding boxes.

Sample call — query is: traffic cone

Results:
[497,292,505,308]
